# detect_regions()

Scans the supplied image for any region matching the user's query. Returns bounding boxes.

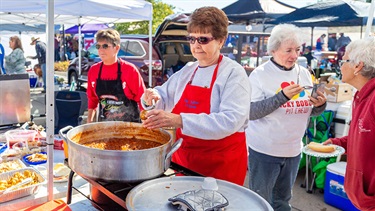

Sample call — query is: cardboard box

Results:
[324,162,359,211]
[324,83,353,102]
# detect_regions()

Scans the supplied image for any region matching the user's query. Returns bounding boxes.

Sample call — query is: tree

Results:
[115,0,175,35]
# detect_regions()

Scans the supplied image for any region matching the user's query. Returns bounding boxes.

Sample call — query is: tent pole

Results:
[62,25,66,61]
[365,0,375,37]
[310,27,314,48]
[46,0,55,202]
[78,19,82,79]
[148,8,153,87]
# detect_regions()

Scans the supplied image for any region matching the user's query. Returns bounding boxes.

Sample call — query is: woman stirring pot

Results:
[142,7,251,185]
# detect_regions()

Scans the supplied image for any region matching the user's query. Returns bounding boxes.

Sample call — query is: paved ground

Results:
[291,171,340,211]
[30,87,342,211]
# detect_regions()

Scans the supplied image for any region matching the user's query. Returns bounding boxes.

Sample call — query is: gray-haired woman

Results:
[245,24,327,211]
[323,37,375,211]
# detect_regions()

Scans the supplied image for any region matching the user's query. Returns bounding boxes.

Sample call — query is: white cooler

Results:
[324,162,359,211]
[334,100,352,138]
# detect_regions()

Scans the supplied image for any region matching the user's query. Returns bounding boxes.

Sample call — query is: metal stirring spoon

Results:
[302,85,313,89]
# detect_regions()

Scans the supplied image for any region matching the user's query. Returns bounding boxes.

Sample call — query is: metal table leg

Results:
[66,170,75,204]
[305,154,309,192]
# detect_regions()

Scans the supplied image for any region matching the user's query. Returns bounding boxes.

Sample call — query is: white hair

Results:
[346,37,375,79]
[267,24,304,56]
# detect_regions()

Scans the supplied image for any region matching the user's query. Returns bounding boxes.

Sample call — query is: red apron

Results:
[171,55,247,185]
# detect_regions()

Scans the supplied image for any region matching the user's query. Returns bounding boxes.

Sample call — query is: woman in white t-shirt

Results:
[246,24,327,211]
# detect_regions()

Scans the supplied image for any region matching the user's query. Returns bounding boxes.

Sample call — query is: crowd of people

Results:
[299,32,353,71]
[83,6,374,211]
[0,36,46,87]
[0,33,78,92]
[315,32,352,52]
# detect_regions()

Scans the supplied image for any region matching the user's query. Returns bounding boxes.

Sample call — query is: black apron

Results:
[96,60,140,122]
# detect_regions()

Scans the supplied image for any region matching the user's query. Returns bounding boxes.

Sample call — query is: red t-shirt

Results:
[87,58,145,110]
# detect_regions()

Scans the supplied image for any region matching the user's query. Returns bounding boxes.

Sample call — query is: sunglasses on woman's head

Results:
[95,43,112,49]
[186,36,215,45]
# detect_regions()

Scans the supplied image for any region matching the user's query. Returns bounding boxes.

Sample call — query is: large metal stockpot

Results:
[59,121,182,182]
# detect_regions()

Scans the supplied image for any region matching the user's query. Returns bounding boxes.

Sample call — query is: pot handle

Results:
[164,138,183,171]
[59,126,74,143]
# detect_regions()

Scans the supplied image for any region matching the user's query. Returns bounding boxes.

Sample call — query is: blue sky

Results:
[161,0,318,13]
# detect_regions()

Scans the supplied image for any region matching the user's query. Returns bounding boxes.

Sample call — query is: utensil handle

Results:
[144,99,156,111]
[3,178,33,194]
[151,99,156,107]
[164,138,183,171]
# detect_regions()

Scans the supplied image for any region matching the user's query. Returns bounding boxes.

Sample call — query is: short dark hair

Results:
[187,7,228,41]
[95,29,120,46]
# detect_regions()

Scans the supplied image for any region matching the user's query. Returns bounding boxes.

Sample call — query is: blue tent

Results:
[222,0,296,23]
[64,23,108,34]
[267,0,372,27]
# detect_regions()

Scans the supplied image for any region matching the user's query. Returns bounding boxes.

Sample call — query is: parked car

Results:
[66,13,194,88]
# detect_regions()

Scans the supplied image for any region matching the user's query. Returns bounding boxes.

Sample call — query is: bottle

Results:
[69,81,76,91]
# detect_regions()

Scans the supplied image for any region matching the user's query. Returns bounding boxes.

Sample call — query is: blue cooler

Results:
[29,75,38,88]
[324,162,359,211]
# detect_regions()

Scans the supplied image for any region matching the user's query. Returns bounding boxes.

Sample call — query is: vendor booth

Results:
[0,0,154,209]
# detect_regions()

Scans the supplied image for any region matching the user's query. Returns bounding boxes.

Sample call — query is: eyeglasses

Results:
[95,43,113,50]
[186,36,215,45]
[338,59,351,67]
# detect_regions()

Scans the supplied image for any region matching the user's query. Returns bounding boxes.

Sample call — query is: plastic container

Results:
[29,76,37,88]
[201,177,218,191]
[22,152,47,165]
[5,130,37,151]
[63,140,68,158]
[54,135,64,150]
[324,162,359,211]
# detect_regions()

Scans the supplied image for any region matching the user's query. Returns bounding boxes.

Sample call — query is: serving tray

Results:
[0,167,46,203]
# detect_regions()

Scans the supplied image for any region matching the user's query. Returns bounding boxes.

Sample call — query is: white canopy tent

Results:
[365,0,375,37]
[0,0,153,205]
[0,0,152,24]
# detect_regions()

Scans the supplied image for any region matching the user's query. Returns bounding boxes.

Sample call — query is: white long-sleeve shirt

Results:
[154,56,251,140]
